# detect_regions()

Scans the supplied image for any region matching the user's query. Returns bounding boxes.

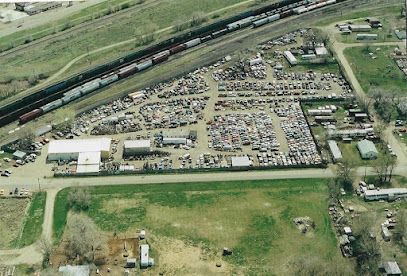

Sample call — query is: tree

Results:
[65,214,102,262]
[68,188,91,211]
[38,236,53,268]
[17,128,35,151]
[352,216,381,276]
[335,158,355,192]
[374,152,396,185]
[397,100,407,119]
[393,210,407,246]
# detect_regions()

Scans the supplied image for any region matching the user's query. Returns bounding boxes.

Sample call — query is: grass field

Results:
[15,192,46,248]
[314,5,404,27]
[0,0,259,102]
[344,46,407,95]
[53,179,348,274]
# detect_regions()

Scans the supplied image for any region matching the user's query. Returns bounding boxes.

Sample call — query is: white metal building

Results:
[327,140,342,162]
[364,188,407,201]
[231,156,251,167]
[47,138,111,161]
[284,50,298,65]
[76,152,101,174]
[140,244,154,268]
[123,140,151,155]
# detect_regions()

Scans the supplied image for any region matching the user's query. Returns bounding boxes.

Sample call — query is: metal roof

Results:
[328,140,342,160]
[124,139,151,149]
[48,138,111,154]
[59,265,90,276]
[231,156,251,167]
[357,139,378,154]
[383,261,402,275]
[365,188,407,197]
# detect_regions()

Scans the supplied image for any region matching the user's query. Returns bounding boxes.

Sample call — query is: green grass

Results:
[338,142,386,166]
[14,192,46,248]
[52,189,70,243]
[344,46,407,95]
[54,179,345,274]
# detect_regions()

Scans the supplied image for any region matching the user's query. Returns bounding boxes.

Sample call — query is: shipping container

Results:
[184,38,201,49]
[118,64,137,78]
[169,44,186,54]
[40,99,63,113]
[100,74,119,86]
[152,50,170,64]
[136,59,153,71]
[19,109,42,124]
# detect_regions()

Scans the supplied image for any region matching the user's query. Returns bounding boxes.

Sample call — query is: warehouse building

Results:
[327,140,342,162]
[123,140,151,156]
[47,138,111,161]
[357,139,378,159]
[364,188,407,201]
[231,156,251,167]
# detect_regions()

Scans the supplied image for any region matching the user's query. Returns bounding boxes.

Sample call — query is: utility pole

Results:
[38,177,41,191]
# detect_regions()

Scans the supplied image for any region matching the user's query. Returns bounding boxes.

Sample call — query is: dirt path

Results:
[42,189,58,243]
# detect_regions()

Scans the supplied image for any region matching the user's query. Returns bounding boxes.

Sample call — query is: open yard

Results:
[53,179,351,275]
[344,46,407,95]
[0,197,30,249]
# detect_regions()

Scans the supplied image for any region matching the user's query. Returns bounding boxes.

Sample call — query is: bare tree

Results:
[336,157,355,192]
[374,152,396,185]
[68,188,91,211]
[65,214,102,262]
[38,236,53,268]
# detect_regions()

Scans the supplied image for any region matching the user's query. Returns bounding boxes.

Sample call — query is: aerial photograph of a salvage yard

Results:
[0,0,407,275]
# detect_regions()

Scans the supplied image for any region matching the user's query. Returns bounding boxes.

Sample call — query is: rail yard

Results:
[0,0,406,275]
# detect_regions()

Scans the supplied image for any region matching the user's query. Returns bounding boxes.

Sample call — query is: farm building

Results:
[364,188,407,201]
[356,34,378,40]
[349,24,372,32]
[231,156,251,167]
[140,244,154,268]
[382,261,402,275]
[327,140,342,162]
[284,50,298,65]
[123,140,151,155]
[366,17,382,28]
[357,140,378,159]
[328,128,374,138]
[47,138,111,161]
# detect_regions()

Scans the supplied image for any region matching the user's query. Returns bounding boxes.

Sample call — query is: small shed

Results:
[315,46,329,56]
[13,150,27,160]
[126,258,137,268]
[357,140,378,159]
[382,261,402,275]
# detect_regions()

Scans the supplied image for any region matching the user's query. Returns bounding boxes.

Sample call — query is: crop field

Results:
[53,179,349,274]
[0,197,30,249]
[0,0,262,102]
[344,46,407,95]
